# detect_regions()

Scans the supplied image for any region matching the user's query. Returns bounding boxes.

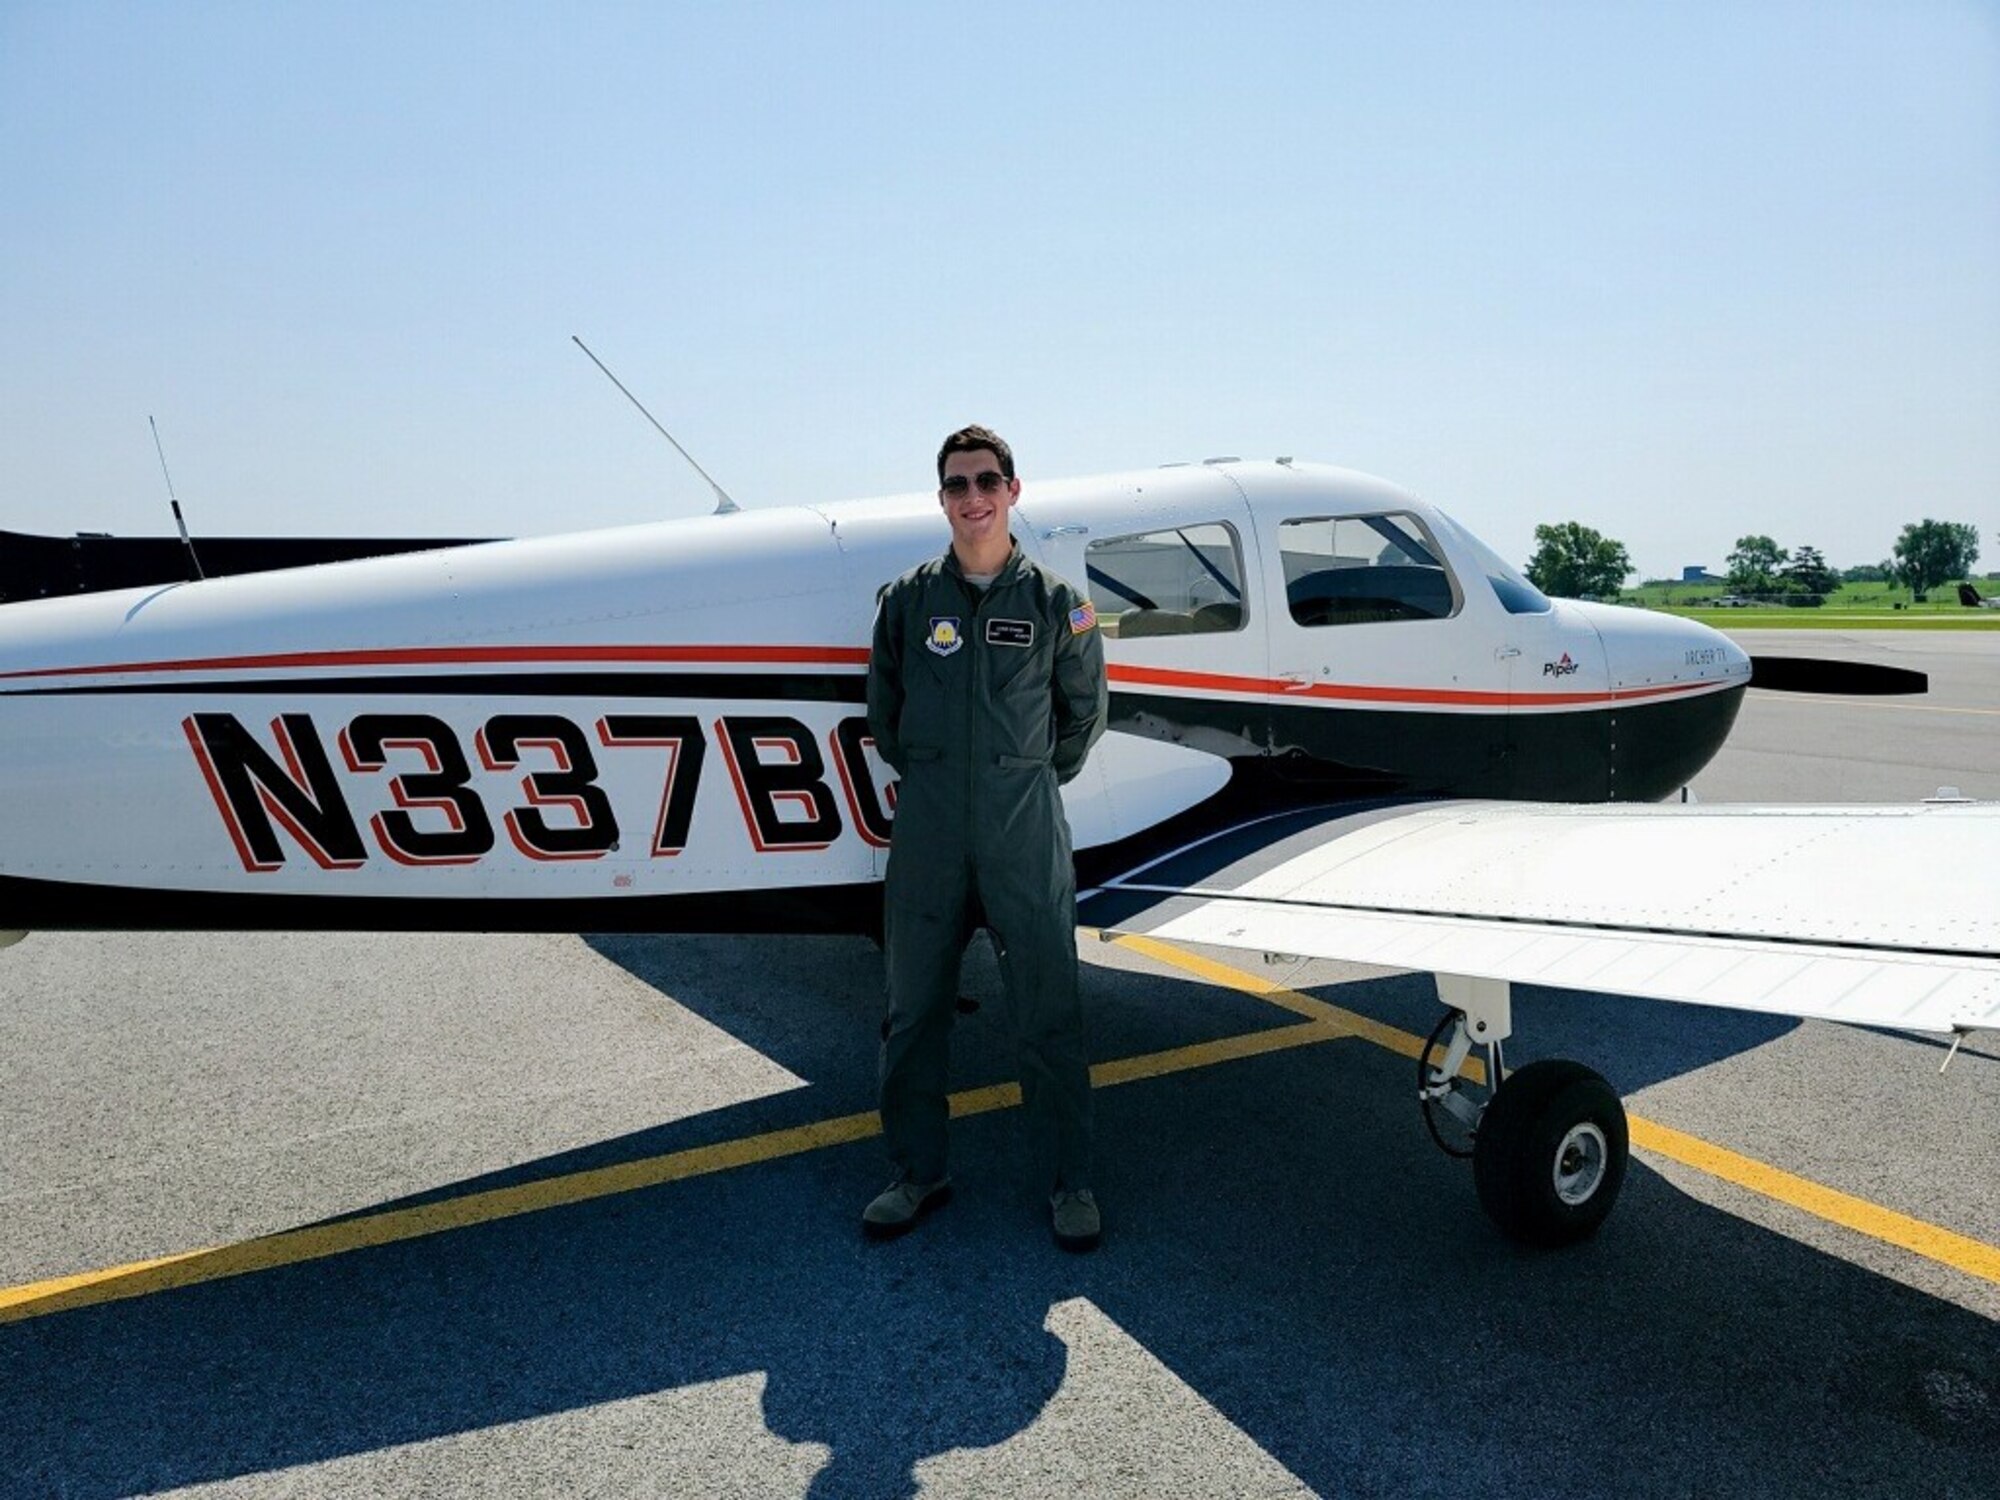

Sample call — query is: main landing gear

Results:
[1419,975,1629,1248]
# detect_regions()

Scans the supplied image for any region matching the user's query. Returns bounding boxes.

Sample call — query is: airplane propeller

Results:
[1747,656,1928,695]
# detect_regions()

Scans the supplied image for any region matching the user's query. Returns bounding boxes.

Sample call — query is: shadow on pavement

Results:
[3,936,1994,1497]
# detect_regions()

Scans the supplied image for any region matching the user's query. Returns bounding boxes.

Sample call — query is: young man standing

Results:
[863,425,1109,1250]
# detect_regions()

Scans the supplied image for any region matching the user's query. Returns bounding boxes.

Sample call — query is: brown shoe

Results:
[862,1176,952,1239]
[1050,1188,1102,1252]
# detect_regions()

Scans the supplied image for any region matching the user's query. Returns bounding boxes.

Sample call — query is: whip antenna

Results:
[571,335,739,514]
[148,415,206,580]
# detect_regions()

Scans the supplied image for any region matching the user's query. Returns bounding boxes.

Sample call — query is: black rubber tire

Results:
[1473,1058,1628,1248]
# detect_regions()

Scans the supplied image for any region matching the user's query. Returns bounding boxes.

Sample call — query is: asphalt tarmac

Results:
[1,628,1995,1498]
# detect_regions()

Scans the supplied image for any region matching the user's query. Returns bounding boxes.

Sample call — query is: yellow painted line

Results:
[16,931,1996,1324]
[1094,1018,1345,1085]
[1629,1118,2000,1285]
[0,1108,876,1325]
[1107,931,1484,1084]
[0,1017,1346,1326]
[1117,933,2000,1290]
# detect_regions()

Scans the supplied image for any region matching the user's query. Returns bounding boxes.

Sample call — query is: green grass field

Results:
[1614,578,2000,629]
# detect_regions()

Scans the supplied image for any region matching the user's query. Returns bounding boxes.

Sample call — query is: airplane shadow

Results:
[2,936,1994,1497]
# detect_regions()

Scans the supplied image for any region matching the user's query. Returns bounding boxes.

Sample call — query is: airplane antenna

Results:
[148,415,206,580]
[571,335,740,515]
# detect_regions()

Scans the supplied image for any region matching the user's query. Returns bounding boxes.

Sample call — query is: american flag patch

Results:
[1068,601,1097,634]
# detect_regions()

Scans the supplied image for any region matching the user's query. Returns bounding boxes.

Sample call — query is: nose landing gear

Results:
[1419,975,1630,1247]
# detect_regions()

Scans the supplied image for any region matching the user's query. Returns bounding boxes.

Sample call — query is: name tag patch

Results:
[986,618,1035,648]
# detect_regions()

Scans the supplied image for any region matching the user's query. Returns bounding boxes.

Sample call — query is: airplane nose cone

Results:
[1569,601,1751,696]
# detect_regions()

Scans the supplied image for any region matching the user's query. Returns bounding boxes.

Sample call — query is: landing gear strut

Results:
[1419,974,1629,1248]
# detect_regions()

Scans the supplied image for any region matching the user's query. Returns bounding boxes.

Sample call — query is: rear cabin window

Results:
[1085,523,1247,639]
[1278,513,1459,627]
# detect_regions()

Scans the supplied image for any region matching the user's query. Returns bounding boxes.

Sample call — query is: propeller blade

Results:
[1749,656,1928,696]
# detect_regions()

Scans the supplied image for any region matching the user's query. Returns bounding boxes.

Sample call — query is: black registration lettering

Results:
[598,714,707,856]
[188,708,882,872]
[830,716,894,847]
[340,713,495,865]
[716,715,843,851]
[184,712,366,872]
[477,713,620,860]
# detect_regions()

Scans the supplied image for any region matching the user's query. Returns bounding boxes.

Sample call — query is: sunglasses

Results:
[940,471,1009,499]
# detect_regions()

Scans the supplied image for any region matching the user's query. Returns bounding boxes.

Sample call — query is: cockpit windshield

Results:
[1437,515,1551,615]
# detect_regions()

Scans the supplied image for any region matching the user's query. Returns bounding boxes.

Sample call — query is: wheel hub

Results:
[1553,1122,1608,1205]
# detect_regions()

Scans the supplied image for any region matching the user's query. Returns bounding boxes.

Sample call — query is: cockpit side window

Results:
[1278,513,1459,627]
[1085,522,1247,639]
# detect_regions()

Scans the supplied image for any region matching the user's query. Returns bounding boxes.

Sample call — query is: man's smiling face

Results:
[939,448,1020,556]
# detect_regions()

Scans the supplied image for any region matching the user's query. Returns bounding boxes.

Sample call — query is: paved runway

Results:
[1,629,1995,1497]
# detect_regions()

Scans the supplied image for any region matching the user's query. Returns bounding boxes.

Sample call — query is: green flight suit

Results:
[867,541,1108,1190]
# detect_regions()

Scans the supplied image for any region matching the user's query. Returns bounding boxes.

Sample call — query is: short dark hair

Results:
[936,425,1014,482]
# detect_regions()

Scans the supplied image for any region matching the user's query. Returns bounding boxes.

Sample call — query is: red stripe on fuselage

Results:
[0,644,874,682]
[6,641,1733,710]
[1106,663,1731,709]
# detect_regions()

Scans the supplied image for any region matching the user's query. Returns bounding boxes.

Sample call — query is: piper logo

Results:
[1542,652,1579,678]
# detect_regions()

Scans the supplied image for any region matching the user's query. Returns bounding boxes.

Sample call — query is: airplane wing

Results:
[1082,800,2000,1036]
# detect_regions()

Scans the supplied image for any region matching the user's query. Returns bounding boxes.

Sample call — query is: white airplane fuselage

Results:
[0,460,1749,934]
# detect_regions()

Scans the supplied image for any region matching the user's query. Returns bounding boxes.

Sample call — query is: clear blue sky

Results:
[4,1,1995,580]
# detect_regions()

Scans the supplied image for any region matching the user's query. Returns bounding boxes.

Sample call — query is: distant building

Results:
[1681,566,1719,583]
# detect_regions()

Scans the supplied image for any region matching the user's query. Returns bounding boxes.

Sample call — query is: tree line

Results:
[1523,520,1986,602]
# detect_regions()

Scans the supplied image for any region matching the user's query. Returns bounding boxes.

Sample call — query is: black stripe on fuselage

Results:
[1110,681,1746,805]
[0,872,889,937]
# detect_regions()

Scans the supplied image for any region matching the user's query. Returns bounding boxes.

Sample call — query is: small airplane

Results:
[1959,583,2000,610]
[2,457,1991,1249]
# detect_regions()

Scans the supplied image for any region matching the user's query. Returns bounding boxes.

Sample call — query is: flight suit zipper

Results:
[962,566,1007,864]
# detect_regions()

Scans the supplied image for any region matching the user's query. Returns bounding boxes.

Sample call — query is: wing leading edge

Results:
[1087,801,2000,1036]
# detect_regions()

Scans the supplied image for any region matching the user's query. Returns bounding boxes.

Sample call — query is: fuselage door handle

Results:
[1495,645,1522,661]
[1275,671,1316,692]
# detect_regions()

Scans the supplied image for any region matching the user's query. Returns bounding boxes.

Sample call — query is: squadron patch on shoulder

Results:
[926,617,963,657]
[1068,601,1097,635]
[986,618,1034,648]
